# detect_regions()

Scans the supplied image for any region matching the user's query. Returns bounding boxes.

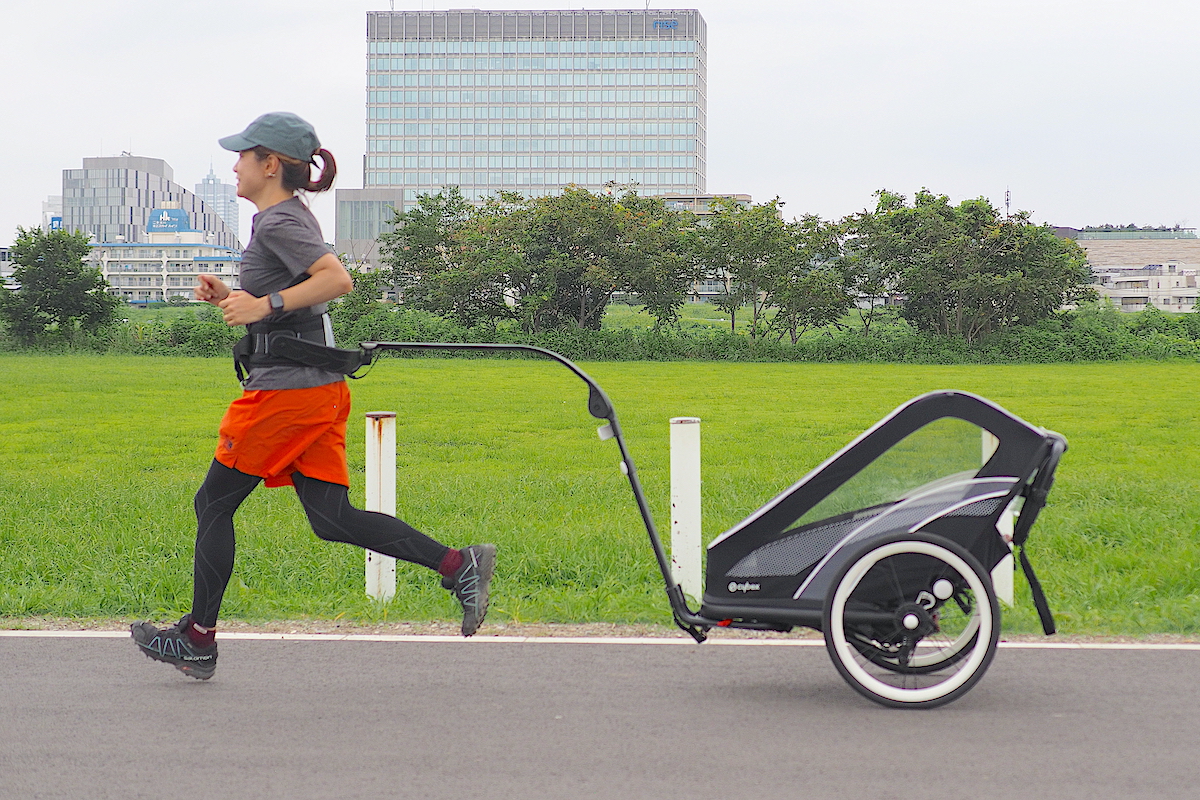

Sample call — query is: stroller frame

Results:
[362,341,1065,708]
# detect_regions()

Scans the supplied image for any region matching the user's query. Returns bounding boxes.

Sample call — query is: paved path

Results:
[2,633,1198,799]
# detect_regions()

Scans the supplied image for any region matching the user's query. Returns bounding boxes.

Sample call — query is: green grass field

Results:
[1,354,1197,636]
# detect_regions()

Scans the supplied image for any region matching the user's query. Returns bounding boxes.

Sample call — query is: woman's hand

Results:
[218,291,271,327]
[195,274,231,305]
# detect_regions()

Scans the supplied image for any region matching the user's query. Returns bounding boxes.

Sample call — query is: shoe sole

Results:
[137,647,217,680]
[460,545,496,637]
[132,624,217,680]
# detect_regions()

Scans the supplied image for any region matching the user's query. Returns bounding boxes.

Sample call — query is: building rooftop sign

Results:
[146,208,194,234]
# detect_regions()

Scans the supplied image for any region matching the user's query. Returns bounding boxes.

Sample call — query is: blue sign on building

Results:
[653,19,678,29]
[146,208,193,233]
[49,217,62,231]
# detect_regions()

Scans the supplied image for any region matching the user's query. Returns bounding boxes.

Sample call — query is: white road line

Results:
[2,629,1199,650]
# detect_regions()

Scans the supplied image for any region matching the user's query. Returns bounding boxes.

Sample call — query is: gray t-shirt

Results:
[237,197,343,390]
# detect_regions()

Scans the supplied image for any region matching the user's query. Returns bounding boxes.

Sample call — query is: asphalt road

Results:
[2,633,1198,800]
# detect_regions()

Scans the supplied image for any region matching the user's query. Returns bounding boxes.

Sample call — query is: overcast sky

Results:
[3,0,1198,246]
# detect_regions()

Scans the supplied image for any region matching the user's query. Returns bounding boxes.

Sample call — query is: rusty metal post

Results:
[365,411,397,601]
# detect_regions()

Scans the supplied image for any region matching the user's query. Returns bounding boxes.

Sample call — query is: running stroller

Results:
[356,342,1064,708]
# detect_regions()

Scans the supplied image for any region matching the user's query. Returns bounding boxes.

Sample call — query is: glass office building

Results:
[195,166,240,243]
[336,8,707,266]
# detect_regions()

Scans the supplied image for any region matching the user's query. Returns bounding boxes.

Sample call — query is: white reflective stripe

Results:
[905,488,1015,533]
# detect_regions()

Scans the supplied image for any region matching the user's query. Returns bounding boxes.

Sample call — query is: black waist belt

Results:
[232,316,371,382]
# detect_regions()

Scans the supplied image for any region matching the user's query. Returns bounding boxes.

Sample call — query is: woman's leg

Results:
[291,471,449,570]
[291,471,494,636]
[191,459,261,627]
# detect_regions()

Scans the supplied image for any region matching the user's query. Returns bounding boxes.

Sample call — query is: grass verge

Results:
[0,354,1197,636]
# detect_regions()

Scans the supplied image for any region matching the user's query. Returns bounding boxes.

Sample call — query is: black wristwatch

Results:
[268,292,285,313]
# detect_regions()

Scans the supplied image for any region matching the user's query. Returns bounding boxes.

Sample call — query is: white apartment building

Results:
[1093,263,1198,313]
[86,207,240,304]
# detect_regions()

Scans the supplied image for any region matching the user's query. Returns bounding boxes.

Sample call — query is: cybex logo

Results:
[728,581,760,593]
[653,19,678,29]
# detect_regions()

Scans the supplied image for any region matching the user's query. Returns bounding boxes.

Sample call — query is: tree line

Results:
[377,186,1096,344]
[0,186,1100,348]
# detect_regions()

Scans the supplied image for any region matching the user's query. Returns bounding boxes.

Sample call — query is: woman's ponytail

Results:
[267,146,336,194]
[306,149,336,193]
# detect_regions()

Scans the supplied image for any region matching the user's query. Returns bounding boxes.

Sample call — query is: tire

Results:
[823,532,1000,709]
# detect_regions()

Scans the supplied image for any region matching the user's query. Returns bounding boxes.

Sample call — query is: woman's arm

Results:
[217,253,354,327]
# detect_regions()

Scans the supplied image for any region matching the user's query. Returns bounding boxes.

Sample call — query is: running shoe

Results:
[442,544,496,636]
[131,614,218,680]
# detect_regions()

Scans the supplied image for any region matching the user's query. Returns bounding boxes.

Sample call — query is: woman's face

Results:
[232,150,273,201]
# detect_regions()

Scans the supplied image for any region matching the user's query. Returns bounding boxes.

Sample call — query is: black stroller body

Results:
[360,341,1065,708]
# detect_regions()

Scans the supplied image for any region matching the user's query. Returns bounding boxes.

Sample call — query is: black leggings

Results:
[191,459,450,628]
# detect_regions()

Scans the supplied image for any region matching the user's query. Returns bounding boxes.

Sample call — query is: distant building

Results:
[1058,226,1200,312]
[656,192,749,215]
[337,7,708,266]
[335,187,408,269]
[63,154,240,250]
[1093,263,1198,313]
[653,192,752,300]
[0,244,13,287]
[195,166,241,242]
[86,206,241,304]
[42,196,62,232]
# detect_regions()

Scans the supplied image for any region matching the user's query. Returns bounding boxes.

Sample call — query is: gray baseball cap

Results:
[218,112,320,163]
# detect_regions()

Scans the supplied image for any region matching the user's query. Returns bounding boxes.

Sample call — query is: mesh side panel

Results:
[949,496,1006,517]
[726,513,881,578]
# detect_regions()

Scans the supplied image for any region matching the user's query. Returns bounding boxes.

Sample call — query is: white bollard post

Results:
[670,417,703,604]
[983,431,1015,605]
[365,412,397,601]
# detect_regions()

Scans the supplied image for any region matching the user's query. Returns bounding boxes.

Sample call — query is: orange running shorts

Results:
[214,381,351,488]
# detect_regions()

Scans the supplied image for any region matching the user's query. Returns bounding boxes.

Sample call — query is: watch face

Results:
[270,293,284,311]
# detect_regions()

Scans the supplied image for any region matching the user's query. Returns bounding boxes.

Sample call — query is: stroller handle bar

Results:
[360,341,710,641]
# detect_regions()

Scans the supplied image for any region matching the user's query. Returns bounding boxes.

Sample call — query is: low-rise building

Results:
[0,244,13,288]
[1093,263,1197,313]
[86,207,240,304]
[1056,226,1200,313]
[654,192,751,300]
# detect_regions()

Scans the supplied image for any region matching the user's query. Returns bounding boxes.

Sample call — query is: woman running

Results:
[132,112,495,679]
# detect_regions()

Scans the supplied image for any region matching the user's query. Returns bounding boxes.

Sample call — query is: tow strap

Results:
[1010,445,1062,636]
[268,334,373,376]
[233,315,373,382]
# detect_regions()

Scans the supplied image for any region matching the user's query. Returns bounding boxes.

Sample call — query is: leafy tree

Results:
[845,190,1094,343]
[692,197,794,338]
[710,288,744,333]
[0,227,120,345]
[594,191,696,330]
[333,264,387,322]
[770,266,853,343]
[382,186,693,333]
[766,214,849,343]
[839,201,905,336]
[377,187,492,326]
